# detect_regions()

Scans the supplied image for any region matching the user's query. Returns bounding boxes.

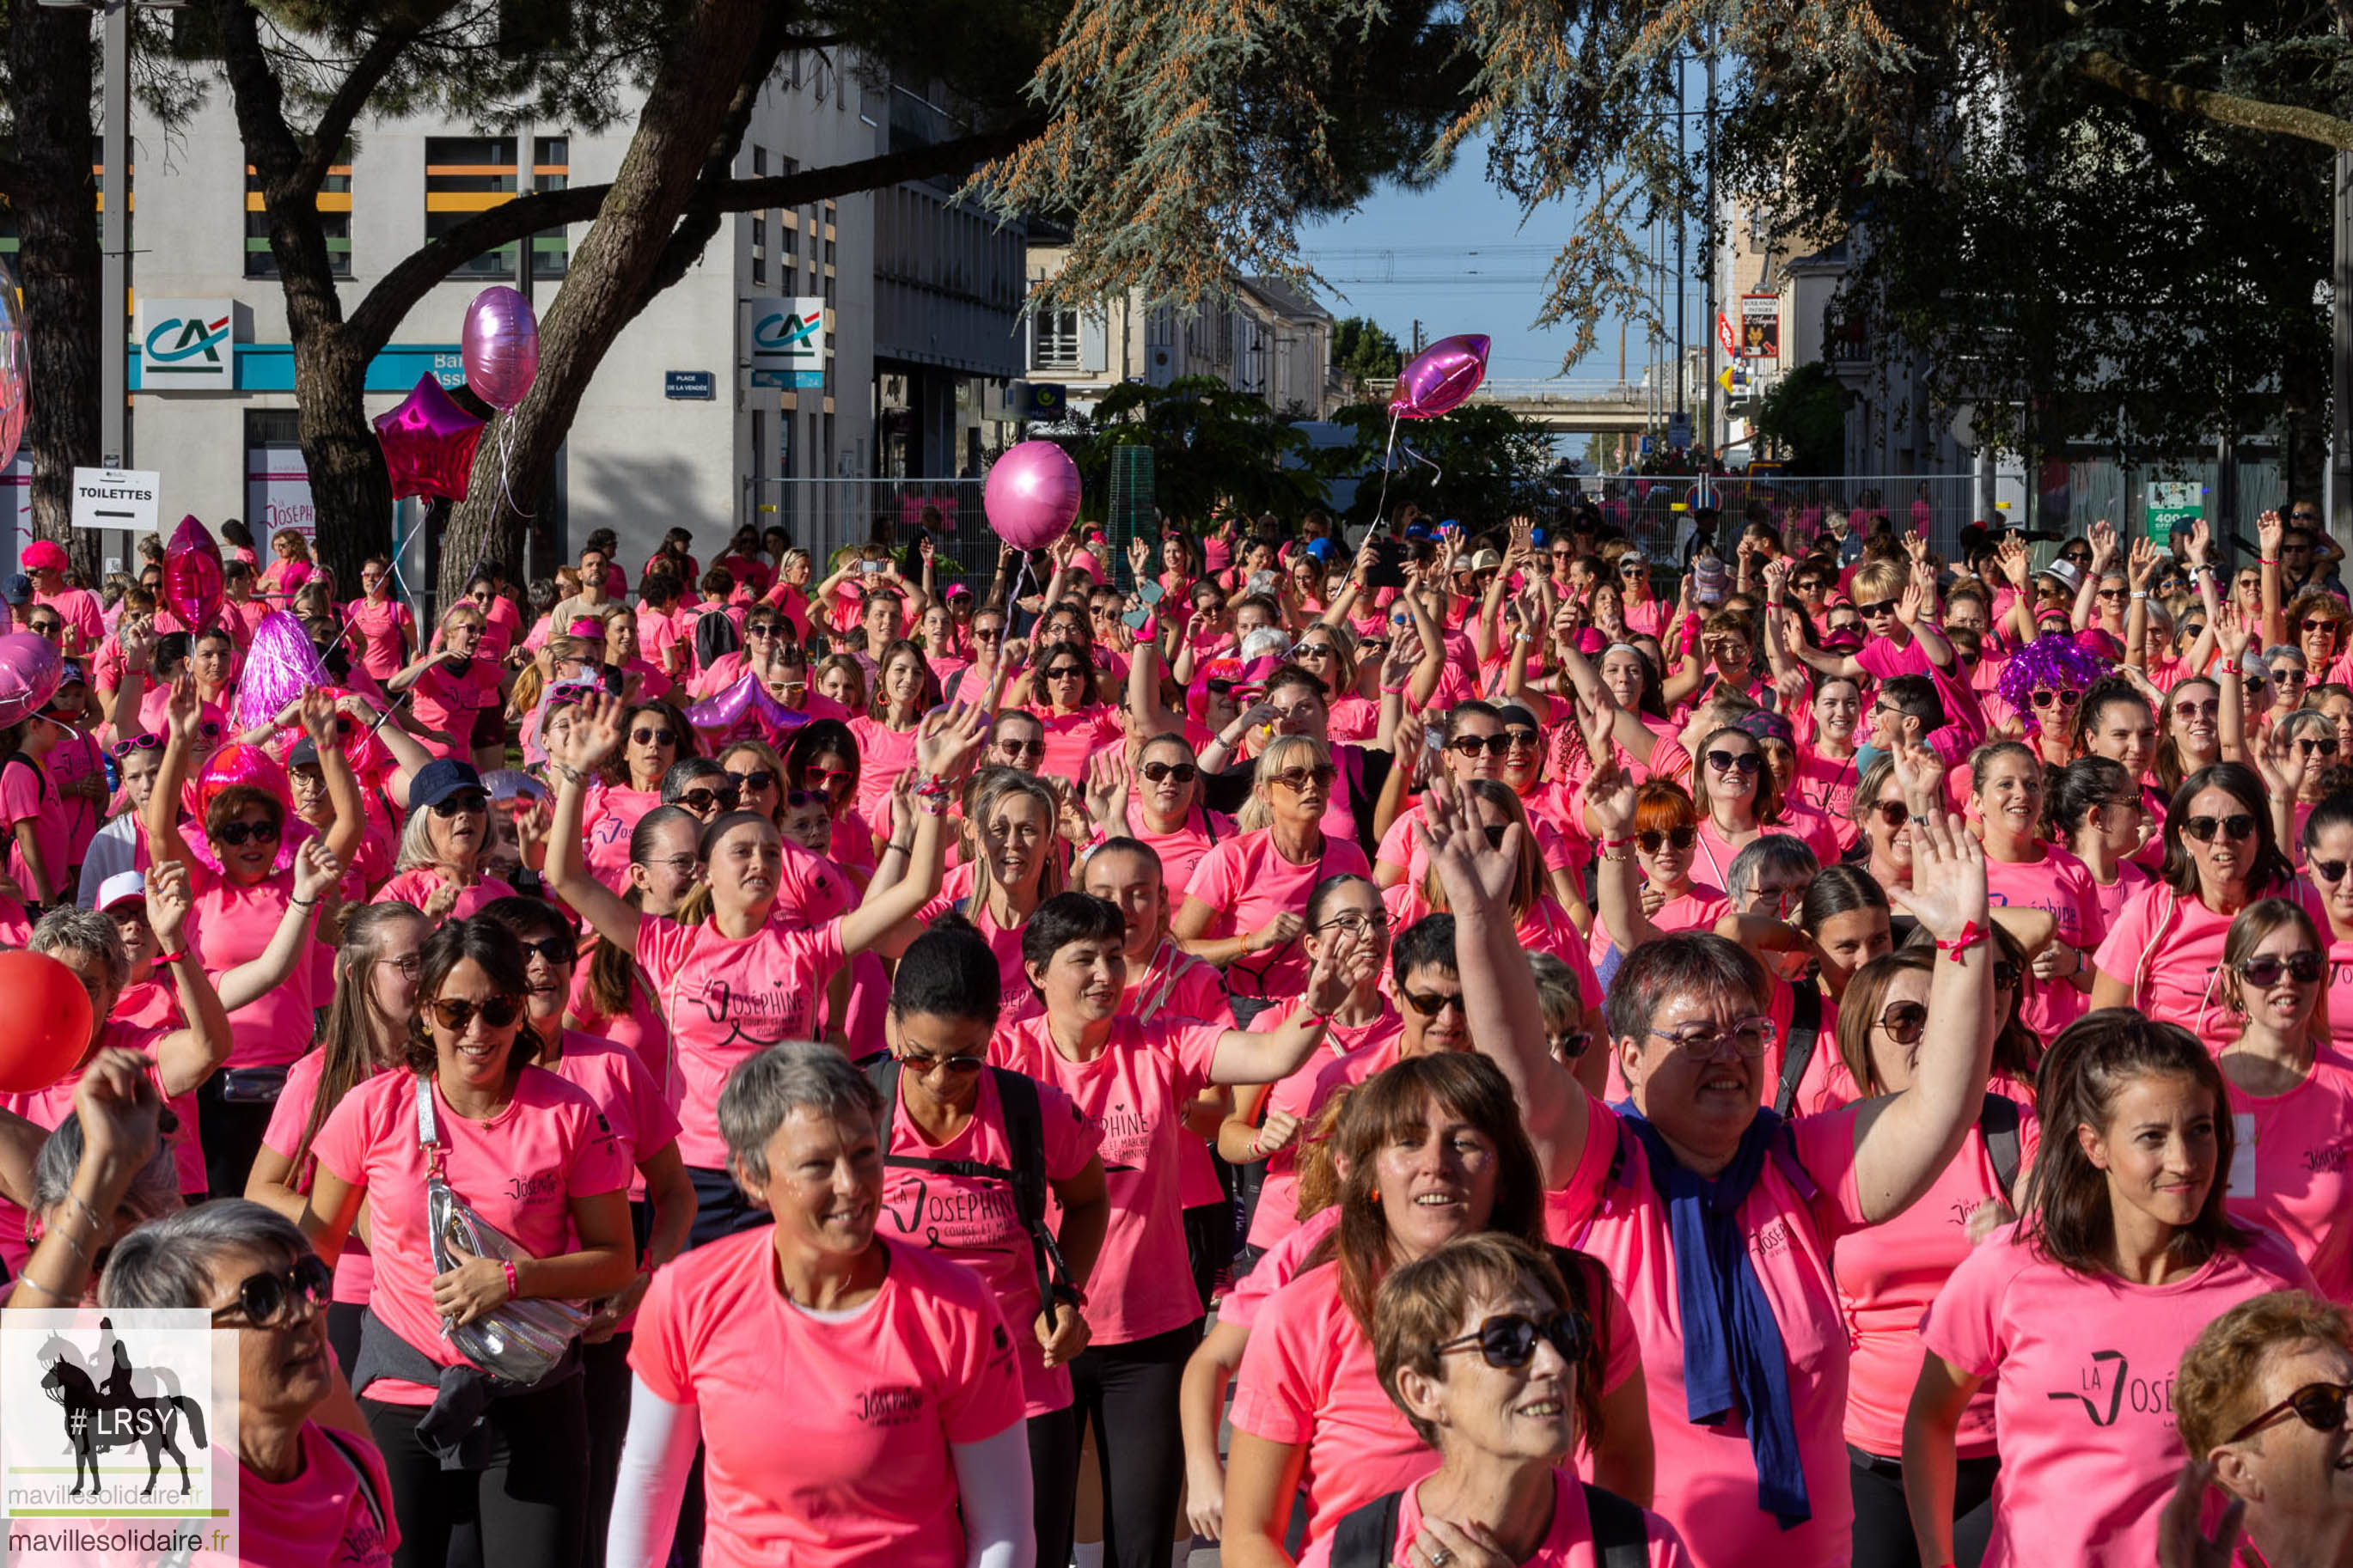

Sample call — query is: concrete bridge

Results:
[1365,377,1654,433]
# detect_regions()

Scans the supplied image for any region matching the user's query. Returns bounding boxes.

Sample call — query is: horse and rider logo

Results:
[35,1318,209,1498]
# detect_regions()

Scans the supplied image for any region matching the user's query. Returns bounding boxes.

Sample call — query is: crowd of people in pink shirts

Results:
[10,494,2353,1568]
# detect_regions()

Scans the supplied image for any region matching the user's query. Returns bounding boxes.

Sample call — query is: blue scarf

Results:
[1617,1101,1812,1528]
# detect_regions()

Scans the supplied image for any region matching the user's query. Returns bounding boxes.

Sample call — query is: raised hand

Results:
[2089,519,2119,571]
[1083,747,1128,834]
[2155,1460,2243,1568]
[164,672,202,742]
[2128,536,2159,590]
[1761,557,1790,600]
[146,858,193,954]
[296,686,339,747]
[1301,925,1376,1015]
[2215,616,2251,662]
[1890,737,1945,815]
[2184,518,2211,570]
[292,836,344,903]
[1882,804,1987,941]
[119,619,156,674]
[71,1046,163,1188]
[914,698,989,778]
[1127,535,1152,577]
[1418,780,1520,913]
[554,691,626,773]
[2258,509,2284,559]
[1997,536,2032,589]
[1896,578,1925,629]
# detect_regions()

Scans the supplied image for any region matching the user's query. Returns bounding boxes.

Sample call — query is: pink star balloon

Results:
[374,374,485,502]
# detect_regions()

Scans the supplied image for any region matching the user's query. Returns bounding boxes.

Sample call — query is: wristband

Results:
[1295,1002,1331,1030]
[2262,558,2279,566]
[2130,590,2148,601]
[151,949,186,967]
[1934,920,1987,962]
[885,839,914,857]
[290,896,319,909]
[1598,836,1634,849]
[501,1260,520,1302]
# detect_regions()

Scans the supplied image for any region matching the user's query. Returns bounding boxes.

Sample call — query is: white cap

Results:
[95,870,145,912]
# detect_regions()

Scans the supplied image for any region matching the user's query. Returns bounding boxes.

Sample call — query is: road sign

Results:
[665,370,715,400]
[1668,412,1693,448]
[70,467,159,533]
[1639,436,1655,456]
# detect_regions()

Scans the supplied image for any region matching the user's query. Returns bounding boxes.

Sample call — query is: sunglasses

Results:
[784,789,831,809]
[898,1049,986,1075]
[2180,624,2207,641]
[1451,735,1512,756]
[1618,563,1646,576]
[632,727,678,747]
[1433,1309,1590,1370]
[1637,826,1698,853]
[2300,737,2341,758]
[1043,665,1087,680]
[1294,643,1336,659]
[1548,1029,1592,1059]
[1401,987,1468,1017]
[744,622,782,638]
[2173,702,2218,723]
[2238,952,2326,985]
[2303,618,2342,636]
[431,790,489,817]
[215,819,281,847]
[210,1254,334,1327]
[520,933,579,967]
[1272,764,1338,793]
[1792,577,1824,592]
[2182,814,2258,843]
[2030,688,2082,710]
[2227,1380,2353,1444]
[112,734,163,759]
[1140,761,1198,784]
[2313,858,2351,883]
[1878,1000,1928,1045]
[1994,961,2020,991]
[2274,668,2310,684]
[426,995,525,1032]
[1500,729,1542,752]
[1873,799,1910,828]
[2096,589,2126,601]
[725,769,777,794]
[1855,598,1898,618]
[677,785,742,814]
[804,766,855,787]
[1705,749,1763,775]
[994,738,1047,758]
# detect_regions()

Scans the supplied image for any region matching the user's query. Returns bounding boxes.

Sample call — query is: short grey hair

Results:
[1725,833,1818,906]
[29,907,130,992]
[718,1042,881,1184]
[99,1199,309,1310]
[1604,931,1769,1050]
[35,1113,180,1235]
[2282,708,2338,747]
[2264,644,2307,670]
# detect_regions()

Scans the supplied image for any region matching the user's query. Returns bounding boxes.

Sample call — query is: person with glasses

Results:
[248,900,429,1374]
[1910,1012,2314,1568]
[300,915,636,1568]
[1083,733,1233,894]
[1176,735,1374,1007]
[74,719,168,904]
[944,603,1011,705]
[2092,762,2315,1047]
[782,717,886,887]
[1998,631,2111,771]
[1674,722,1812,892]
[1615,550,1671,639]
[577,699,694,890]
[2048,755,2156,928]
[1376,702,1535,888]
[564,805,701,1091]
[2168,1291,2353,1568]
[21,537,101,656]
[877,918,1111,1568]
[712,737,786,830]
[2151,672,2228,798]
[1013,638,1125,784]
[2264,643,2313,734]
[388,603,501,767]
[1289,625,1381,741]
[1586,776,1731,979]
[2271,577,2353,694]
[1762,551,1958,696]
[2275,711,2344,836]
[373,759,516,922]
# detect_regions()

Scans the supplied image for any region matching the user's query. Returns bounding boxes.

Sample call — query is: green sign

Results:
[2147,480,2203,539]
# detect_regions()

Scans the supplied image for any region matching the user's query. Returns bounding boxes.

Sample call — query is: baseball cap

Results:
[21,540,66,572]
[2,575,32,608]
[96,870,146,913]
[288,736,322,770]
[1469,549,1504,572]
[407,758,485,814]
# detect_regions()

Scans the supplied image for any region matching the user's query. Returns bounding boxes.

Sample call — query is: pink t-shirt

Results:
[2093,880,2326,1049]
[343,596,415,683]
[878,1069,1101,1414]
[846,715,922,822]
[1918,1226,2315,1568]
[1982,847,2104,1039]
[371,868,518,921]
[183,859,318,1070]
[1563,1101,1872,1568]
[262,1049,387,1306]
[1245,1008,1405,1251]
[631,1229,1026,1568]
[546,1028,682,1216]
[200,1419,398,1568]
[0,755,66,902]
[581,784,664,888]
[1295,1468,1693,1568]
[0,1020,174,1272]
[1032,705,1123,783]
[1115,801,1237,898]
[403,654,501,759]
[634,913,846,1168]
[2223,1045,2353,1301]
[989,1012,1225,1345]
[1183,828,1374,1001]
[564,931,673,1096]
[313,1066,627,1403]
[1376,799,1580,887]
[37,584,105,656]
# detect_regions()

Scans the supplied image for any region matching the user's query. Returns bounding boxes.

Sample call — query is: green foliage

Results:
[1321,400,1557,532]
[1752,362,1847,473]
[1332,315,1402,388]
[1042,377,1328,525]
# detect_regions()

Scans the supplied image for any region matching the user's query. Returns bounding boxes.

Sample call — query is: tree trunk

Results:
[8,5,102,575]
[437,0,769,603]
[291,332,392,593]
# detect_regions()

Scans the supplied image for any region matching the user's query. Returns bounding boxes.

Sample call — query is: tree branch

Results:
[344,115,1047,353]
[292,14,449,197]
[2075,48,2353,151]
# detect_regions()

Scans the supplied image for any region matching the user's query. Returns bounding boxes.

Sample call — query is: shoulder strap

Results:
[316,1425,388,1536]
[1980,1090,2022,1200]
[864,1057,901,1154]
[1772,983,1824,1118]
[1328,1491,1404,1568]
[989,1066,1063,1316]
[1580,1484,1650,1568]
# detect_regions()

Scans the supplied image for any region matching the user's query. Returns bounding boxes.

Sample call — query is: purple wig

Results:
[1998,633,2110,734]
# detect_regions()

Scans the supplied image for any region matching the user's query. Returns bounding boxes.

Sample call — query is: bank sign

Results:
[748,296,827,388]
[136,299,235,387]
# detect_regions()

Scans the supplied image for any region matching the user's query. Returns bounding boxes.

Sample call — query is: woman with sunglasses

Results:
[373,760,515,922]
[549,692,985,1243]
[1682,721,1814,890]
[1819,946,2037,1568]
[578,699,694,890]
[877,918,1111,1568]
[1291,625,1380,741]
[300,915,638,1568]
[1967,740,2102,1038]
[2090,762,2313,1047]
[2171,1291,2353,1568]
[2274,710,2344,840]
[1013,637,1126,784]
[1086,732,1233,894]
[1615,551,1671,639]
[2262,644,2313,735]
[1998,631,2110,770]
[712,737,786,827]
[1176,735,1374,1010]
[248,900,427,1375]
[2214,899,2353,1301]
[2050,754,2156,928]
[2275,592,2353,691]
[1908,1011,2315,1568]
[389,602,502,768]
[2153,674,2225,798]
[1586,778,1730,981]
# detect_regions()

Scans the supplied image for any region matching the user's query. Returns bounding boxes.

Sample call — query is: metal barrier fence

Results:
[753,478,997,592]
[1557,474,1983,564]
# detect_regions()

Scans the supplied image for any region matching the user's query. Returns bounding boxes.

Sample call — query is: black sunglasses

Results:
[677,785,742,814]
[1637,826,1697,853]
[520,933,578,967]
[2228,1381,2353,1445]
[430,790,489,818]
[1450,735,1511,756]
[1878,1000,1928,1045]
[2182,814,2257,844]
[898,1049,986,1075]
[211,1254,334,1327]
[1433,1309,1590,1370]
[426,995,525,1032]
[725,769,777,794]
[632,727,678,747]
[1704,749,1763,776]
[215,819,281,847]
[2313,858,2351,883]
[1401,987,1467,1017]
[2238,952,2326,986]
[785,789,830,809]
[1855,598,1898,618]
[1140,761,1198,784]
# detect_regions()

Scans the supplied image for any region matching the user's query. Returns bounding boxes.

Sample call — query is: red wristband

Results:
[1934,921,1987,962]
[501,1260,520,1301]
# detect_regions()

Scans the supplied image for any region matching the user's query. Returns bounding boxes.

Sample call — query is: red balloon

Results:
[0,951,94,1093]
[374,374,486,502]
[161,515,224,631]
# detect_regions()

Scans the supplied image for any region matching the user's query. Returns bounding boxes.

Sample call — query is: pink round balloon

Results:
[0,631,61,727]
[983,441,1081,552]
[162,516,224,631]
[462,286,540,412]
[1390,333,1492,420]
[0,260,27,472]
[232,611,331,732]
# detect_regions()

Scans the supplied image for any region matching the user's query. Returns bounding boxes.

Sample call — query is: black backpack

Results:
[865,1058,1072,1321]
[692,605,743,671]
[1329,1483,1648,1568]
[1771,982,1824,1118]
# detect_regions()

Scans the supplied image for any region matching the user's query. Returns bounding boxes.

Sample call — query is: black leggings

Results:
[583,1333,634,1568]
[685,1164,770,1250]
[194,1072,277,1203]
[1849,1445,2000,1568]
[1070,1319,1201,1568]
[1029,1403,1080,1568]
[362,1374,591,1568]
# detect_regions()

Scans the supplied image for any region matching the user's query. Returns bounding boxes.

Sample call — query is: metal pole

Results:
[1674,61,1686,422]
[2336,149,2353,545]
[1703,35,1718,457]
[101,1,131,570]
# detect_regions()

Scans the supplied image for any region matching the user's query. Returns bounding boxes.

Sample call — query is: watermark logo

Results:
[1,1310,237,1566]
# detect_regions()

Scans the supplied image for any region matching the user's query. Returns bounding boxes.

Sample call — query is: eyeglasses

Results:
[520,933,578,967]
[1704,749,1763,776]
[632,727,678,747]
[1315,912,1389,937]
[1140,761,1198,784]
[1433,1309,1589,1370]
[1855,599,1898,618]
[2238,952,2326,985]
[2300,737,2341,758]
[431,790,489,817]
[210,1254,334,1327]
[425,995,524,1032]
[1449,735,1510,756]
[1637,826,1698,853]
[1877,1001,1928,1045]
[725,769,776,795]
[2227,1381,2353,1446]
[677,785,742,814]
[640,852,701,876]
[898,1048,986,1075]
[2182,814,2258,843]
[2173,701,2218,723]
[1272,763,1338,793]
[1873,799,1910,829]
[2030,688,2082,710]
[804,766,854,788]
[1650,1015,1776,1057]
[1401,987,1468,1017]
[215,819,281,847]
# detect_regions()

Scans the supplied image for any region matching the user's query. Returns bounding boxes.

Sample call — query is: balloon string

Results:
[1372,407,1401,530]
[1400,440,1444,490]
[496,418,537,521]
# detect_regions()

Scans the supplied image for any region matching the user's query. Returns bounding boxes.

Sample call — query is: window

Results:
[425,137,520,278]
[1033,308,1081,370]
[248,160,350,278]
[531,137,569,279]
